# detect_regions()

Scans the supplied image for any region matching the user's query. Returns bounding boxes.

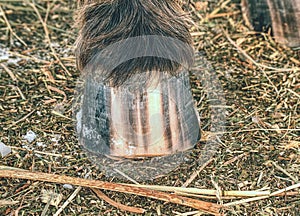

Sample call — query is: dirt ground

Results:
[0,0,299,215]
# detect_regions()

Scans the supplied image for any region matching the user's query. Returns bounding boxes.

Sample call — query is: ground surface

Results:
[0,0,299,215]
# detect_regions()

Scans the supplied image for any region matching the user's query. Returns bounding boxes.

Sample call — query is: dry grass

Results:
[0,0,299,215]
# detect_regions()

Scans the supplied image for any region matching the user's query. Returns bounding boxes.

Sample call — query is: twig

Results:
[7,50,50,64]
[8,147,73,159]
[0,5,27,46]
[13,204,30,215]
[270,183,300,196]
[182,158,214,187]
[275,191,300,197]
[287,89,300,99]
[121,184,270,197]
[172,190,297,200]
[113,168,140,184]
[0,166,25,171]
[41,192,52,216]
[174,192,239,200]
[223,153,247,166]
[173,210,200,216]
[0,169,222,215]
[92,188,146,214]
[204,0,231,21]
[228,128,300,133]
[271,161,299,183]
[0,200,19,206]
[53,187,82,216]
[28,0,71,76]
[0,63,17,81]
[15,86,26,100]
[206,11,240,19]
[6,109,36,128]
[51,111,73,120]
[223,195,269,207]
[47,85,67,102]
[224,182,300,207]
[211,176,222,204]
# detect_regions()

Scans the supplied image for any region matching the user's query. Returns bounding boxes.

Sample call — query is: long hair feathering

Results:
[75,0,193,87]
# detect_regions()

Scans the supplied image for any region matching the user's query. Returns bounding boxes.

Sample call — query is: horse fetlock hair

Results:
[75,0,194,87]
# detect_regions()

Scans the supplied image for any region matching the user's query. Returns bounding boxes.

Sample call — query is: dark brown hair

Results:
[75,0,193,87]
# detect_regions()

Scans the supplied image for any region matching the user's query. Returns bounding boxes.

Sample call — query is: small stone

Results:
[0,142,11,157]
[23,130,37,143]
[63,184,74,189]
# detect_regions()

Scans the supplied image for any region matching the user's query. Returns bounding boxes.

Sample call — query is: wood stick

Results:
[122,184,270,197]
[270,182,300,196]
[224,182,300,207]
[0,170,222,215]
[91,188,146,214]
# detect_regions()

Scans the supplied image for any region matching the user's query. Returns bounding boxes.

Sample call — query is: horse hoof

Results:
[76,70,200,158]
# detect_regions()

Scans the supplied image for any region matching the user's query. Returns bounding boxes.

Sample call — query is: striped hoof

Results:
[77,70,200,158]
